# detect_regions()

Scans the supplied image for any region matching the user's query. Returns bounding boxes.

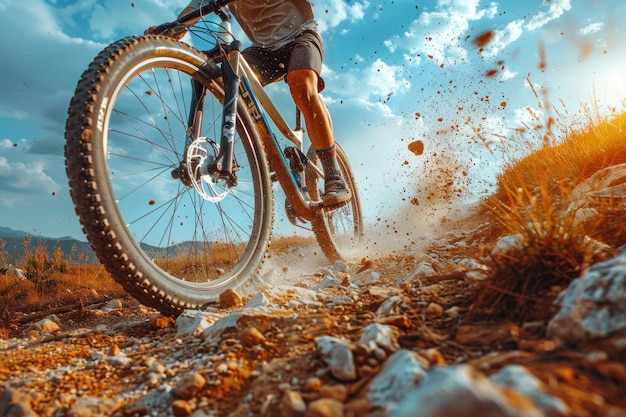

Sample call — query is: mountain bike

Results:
[64,0,363,315]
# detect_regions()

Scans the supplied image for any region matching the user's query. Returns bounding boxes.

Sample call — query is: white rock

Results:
[201,310,295,345]
[492,234,524,256]
[244,292,272,309]
[391,365,543,417]
[400,261,436,285]
[375,295,405,317]
[367,286,400,302]
[29,319,61,334]
[2,267,26,280]
[418,283,443,297]
[176,310,223,338]
[445,306,461,317]
[365,350,428,413]
[459,257,490,272]
[324,295,354,306]
[350,270,380,287]
[547,251,626,355]
[67,396,121,417]
[332,260,349,273]
[492,365,569,416]
[102,299,123,312]
[311,275,342,291]
[267,285,322,307]
[315,335,356,381]
[106,353,132,368]
[358,323,399,354]
[569,162,626,203]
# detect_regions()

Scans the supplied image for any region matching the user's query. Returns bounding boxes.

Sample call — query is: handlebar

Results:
[179,0,236,24]
[151,0,236,35]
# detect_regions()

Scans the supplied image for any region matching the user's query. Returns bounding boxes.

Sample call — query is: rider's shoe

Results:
[323,177,351,207]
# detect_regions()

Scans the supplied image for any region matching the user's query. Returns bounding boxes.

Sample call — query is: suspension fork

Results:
[209,41,243,180]
[187,79,206,142]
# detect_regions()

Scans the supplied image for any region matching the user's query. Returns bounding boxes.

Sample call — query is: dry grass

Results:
[472,101,626,323]
[0,237,125,331]
[0,234,315,329]
[268,235,316,255]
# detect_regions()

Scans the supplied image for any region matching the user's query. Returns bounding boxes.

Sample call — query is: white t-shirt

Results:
[186,0,318,49]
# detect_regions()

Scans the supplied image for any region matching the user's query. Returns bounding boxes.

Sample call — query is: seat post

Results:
[295,108,303,132]
[294,108,305,149]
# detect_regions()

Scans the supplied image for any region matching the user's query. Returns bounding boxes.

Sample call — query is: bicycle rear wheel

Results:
[306,144,363,262]
[65,36,273,315]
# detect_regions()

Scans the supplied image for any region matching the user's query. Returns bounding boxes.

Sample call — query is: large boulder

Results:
[547,251,626,357]
[569,162,626,207]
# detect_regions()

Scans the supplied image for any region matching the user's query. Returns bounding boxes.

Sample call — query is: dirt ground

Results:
[1,212,626,417]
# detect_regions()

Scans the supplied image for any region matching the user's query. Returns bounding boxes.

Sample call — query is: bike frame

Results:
[171,0,325,222]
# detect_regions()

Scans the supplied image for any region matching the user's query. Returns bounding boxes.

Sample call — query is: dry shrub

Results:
[472,108,626,323]
[0,237,124,322]
[20,236,67,293]
[472,184,608,322]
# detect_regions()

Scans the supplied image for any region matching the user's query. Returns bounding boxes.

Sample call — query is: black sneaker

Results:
[323,178,351,207]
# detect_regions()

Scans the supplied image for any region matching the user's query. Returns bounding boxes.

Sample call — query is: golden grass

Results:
[0,237,125,330]
[472,103,626,323]
[0,234,315,330]
[493,110,626,202]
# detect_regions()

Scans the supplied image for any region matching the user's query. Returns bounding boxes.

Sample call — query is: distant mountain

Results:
[0,227,204,266]
[0,226,30,239]
[0,227,95,264]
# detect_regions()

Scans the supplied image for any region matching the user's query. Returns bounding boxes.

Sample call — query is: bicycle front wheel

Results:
[306,144,363,262]
[65,36,273,315]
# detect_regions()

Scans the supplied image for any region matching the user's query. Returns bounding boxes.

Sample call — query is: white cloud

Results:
[579,22,604,35]
[500,68,517,80]
[384,0,499,67]
[1,139,15,149]
[525,0,572,31]
[480,19,524,58]
[324,58,410,117]
[386,0,576,66]
[312,0,369,32]
[0,156,58,203]
[86,0,191,40]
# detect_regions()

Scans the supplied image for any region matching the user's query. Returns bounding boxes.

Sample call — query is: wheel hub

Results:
[172,138,232,203]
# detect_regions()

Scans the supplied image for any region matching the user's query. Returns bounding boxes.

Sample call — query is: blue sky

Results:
[0,0,625,241]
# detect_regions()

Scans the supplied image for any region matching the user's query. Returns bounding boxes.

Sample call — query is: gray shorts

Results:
[243,30,325,91]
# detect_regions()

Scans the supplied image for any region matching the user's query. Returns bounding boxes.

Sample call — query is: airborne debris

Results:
[473,30,494,49]
[408,140,424,156]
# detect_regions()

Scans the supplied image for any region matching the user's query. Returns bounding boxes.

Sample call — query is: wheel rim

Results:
[101,57,265,288]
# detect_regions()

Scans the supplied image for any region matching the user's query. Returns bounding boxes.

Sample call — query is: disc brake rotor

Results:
[186,138,231,203]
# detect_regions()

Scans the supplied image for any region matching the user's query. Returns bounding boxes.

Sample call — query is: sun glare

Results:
[603,70,626,108]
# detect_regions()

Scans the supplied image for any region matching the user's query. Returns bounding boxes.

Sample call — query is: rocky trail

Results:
[1,202,626,417]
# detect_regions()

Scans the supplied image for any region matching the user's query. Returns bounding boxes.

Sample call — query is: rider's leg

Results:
[287,68,332,149]
[288,68,351,206]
